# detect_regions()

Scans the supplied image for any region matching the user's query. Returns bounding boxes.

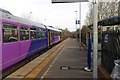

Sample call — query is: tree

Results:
[85,2,119,27]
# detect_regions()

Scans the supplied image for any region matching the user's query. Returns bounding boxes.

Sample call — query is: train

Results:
[0,8,61,71]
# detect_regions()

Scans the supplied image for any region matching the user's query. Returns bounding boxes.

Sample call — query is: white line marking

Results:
[41,46,64,79]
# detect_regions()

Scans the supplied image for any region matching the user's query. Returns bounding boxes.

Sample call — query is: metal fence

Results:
[81,34,86,45]
[101,31,120,74]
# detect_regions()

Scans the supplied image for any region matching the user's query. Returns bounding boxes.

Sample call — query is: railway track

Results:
[4,38,69,79]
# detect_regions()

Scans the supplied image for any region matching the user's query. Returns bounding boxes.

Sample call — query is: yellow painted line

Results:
[24,46,62,79]
[23,41,67,79]
[41,47,64,80]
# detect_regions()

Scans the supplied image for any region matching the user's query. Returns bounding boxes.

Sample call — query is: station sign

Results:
[76,20,80,24]
[52,0,89,3]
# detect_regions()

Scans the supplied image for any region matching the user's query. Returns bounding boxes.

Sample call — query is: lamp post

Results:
[44,19,47,24]
[75,11,78,39]
[79,3,81,49]
[29,12,32,20]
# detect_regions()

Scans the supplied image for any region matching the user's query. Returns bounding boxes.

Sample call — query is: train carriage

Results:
[0,8,61,71]
[46,26,61,47]
[0,9,48,70]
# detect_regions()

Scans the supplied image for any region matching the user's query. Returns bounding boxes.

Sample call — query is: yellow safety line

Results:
[23,39,68,80]
[41,47,64,80]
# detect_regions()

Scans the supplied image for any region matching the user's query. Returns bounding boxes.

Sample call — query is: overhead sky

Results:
[0,0,90,31]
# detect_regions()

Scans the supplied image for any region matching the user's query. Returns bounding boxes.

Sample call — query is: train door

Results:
[48,30,51,47]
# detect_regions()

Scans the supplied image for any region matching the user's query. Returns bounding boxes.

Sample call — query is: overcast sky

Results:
[0,0,90,31]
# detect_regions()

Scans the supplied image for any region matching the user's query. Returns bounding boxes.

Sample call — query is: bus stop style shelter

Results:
[51,0,98,78]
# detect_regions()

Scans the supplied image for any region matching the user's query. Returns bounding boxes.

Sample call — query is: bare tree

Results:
[85,2,119,27]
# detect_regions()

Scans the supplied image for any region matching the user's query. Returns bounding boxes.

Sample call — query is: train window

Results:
[55,31,57,36]
[51,31,54,36]
[3,23,18,43]
[37,28,45,38]
[42,29,46,37]
[20,26,29,40]
[30,28,36,39]
[37,28,42,38]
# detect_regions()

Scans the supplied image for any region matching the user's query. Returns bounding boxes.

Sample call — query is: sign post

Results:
[79,3,81,49]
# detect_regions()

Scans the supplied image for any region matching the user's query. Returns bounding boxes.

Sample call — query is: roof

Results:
[87,16,120,29]
[0,8,12,15]
[0,8,45,29]
[98,16,120,26]
[46,25,61,32]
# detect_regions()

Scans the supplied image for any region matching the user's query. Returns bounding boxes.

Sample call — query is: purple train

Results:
[0,9,61,71]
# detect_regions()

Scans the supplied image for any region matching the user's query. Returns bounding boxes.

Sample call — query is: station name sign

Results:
[52,0,89,3]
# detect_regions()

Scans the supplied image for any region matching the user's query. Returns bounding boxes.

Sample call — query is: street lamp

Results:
[75,11,78,39]
[29,12,32,20]
[79,3,81,49]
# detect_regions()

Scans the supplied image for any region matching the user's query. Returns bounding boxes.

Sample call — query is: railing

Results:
[101,31,120,74]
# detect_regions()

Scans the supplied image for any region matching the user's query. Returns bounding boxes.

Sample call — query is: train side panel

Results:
[2,22,21,70]
[2,42,21,69]
[51,36,60,44]
[19,40,31,60]
[26,27,47,57]
[51,31,61,44]
[26,38,47,57]
[2,21,48,70]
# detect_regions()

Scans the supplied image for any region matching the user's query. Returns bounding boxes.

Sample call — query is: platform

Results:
[38,38,92,79]
[5,38,92,79]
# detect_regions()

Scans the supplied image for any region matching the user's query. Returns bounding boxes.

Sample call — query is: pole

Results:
[79,3,81,49]
[93,0,98,78]
[75,11,78,40]
[29,12,32,20]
